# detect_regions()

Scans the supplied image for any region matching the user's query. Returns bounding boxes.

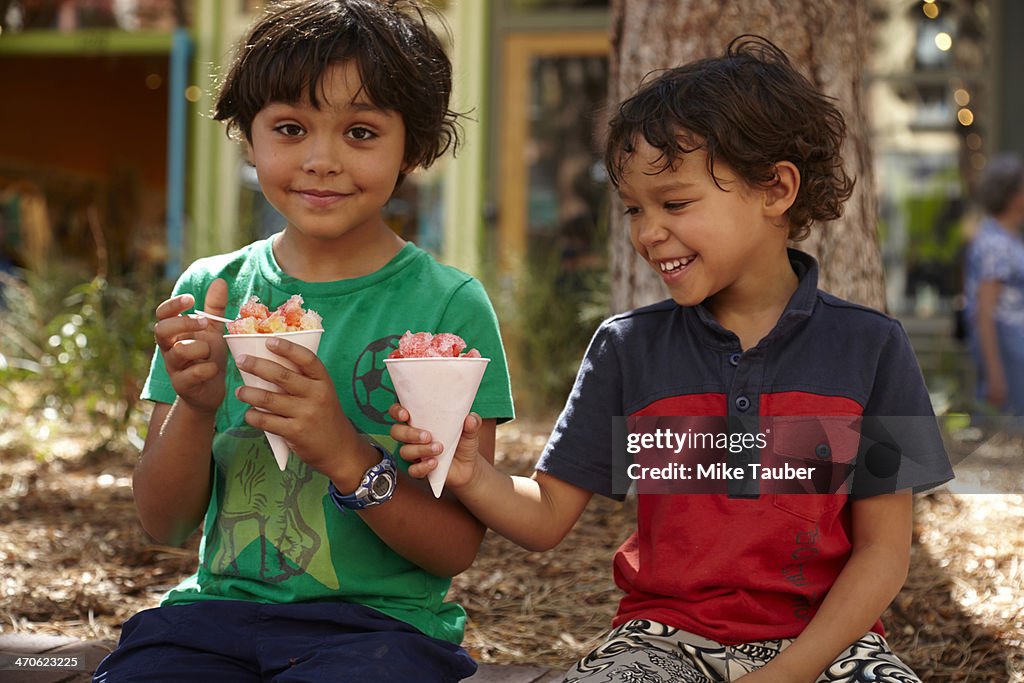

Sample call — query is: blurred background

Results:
[0,0,1018,427]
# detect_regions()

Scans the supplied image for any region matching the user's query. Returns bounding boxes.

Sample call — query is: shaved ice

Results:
[226,295,322,334]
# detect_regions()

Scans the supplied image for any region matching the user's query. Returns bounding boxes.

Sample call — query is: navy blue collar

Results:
[690,248,818,350]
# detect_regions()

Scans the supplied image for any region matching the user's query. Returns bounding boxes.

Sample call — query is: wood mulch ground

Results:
[0,415,1021,681]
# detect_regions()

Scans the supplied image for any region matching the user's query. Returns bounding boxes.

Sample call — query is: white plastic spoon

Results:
[194,310,235,325]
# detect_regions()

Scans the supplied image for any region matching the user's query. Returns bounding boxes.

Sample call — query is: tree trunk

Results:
[608,0,884,312]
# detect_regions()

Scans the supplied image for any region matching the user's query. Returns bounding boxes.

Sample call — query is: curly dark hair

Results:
[214,0,462,179]
[605,35,854,240]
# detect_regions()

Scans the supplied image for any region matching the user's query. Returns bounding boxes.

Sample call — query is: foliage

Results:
[0,266,164,449]
[492,240,609,416]
[901,166,969,298]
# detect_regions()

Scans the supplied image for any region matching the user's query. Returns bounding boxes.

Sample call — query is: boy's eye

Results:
[665,201,691,211]
[346,126,377,141]
[273,123,305,137]
[623,206,640,217]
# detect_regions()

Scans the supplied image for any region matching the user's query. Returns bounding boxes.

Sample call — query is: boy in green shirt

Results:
[95,2,513,681]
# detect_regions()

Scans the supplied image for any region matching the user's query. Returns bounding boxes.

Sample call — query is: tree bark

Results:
[608,0,884,312]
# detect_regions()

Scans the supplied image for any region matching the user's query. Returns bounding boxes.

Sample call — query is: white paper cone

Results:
[224,329,324,470]
[266,433,292,471]
[384,357,490,497]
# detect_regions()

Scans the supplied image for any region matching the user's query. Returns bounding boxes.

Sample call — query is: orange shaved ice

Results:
[387,331,480,358]
[238,297,270,321]
[226,295,322,334]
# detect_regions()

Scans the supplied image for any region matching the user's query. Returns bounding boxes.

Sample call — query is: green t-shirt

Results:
[141,238,514,644]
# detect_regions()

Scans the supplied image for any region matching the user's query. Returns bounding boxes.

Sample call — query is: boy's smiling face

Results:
[617,139,795,310]
[247,60,407,246]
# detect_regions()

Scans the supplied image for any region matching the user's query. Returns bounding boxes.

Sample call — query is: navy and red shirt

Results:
[536,249,952,644]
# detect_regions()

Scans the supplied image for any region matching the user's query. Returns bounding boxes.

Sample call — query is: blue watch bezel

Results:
[328,444,398,511]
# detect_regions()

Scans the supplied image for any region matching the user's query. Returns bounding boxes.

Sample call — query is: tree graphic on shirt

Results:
[209,432,339,589]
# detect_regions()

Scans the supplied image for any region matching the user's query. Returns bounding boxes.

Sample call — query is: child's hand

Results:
[389,404,483,488]
[233,337,349,474]
[153,279,229,415]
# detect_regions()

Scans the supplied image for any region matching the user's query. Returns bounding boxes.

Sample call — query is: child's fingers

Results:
[234,354,307,394]
[265,338,327,380]
[203,278,229,318]
[396,440,443,463]
[235,384,298,418]
[164,338,213,368]
[242,406,290,435]
[171,359,222,392]
[387,403,410,424]
[405,456,438,479]
[155,293,194,321]
[462,412,482,436]
[390,421,431,446]
[154,311,209,352]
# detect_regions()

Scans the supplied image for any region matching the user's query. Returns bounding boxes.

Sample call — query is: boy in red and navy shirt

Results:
[393,36,952,682]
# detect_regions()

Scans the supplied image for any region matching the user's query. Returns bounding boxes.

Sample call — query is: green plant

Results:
[0,266,165,448]
[493,241,609,416]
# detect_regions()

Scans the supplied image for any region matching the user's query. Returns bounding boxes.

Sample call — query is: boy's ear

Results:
[244,141,256,167]
[763,161,800,218]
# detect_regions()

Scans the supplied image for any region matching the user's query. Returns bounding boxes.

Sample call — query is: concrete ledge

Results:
[0,634,561,682]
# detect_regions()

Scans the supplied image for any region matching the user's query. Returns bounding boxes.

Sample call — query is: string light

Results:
[935,32,953,51]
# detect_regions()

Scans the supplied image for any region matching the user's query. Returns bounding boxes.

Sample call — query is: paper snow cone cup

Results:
[224,329,324,471]
[384,357,490,497]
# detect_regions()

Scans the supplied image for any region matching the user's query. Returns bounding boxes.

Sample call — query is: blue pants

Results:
[970,320,1024,416]
[92,600,477,682]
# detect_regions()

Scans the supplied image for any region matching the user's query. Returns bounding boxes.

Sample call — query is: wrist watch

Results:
[328,444,398,511]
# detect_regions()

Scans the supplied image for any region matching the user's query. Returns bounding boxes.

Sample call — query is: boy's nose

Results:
[634,216,669,248]
[302,138,342,176]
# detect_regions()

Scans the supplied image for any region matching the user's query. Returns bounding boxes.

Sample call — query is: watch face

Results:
[370,473,394,499]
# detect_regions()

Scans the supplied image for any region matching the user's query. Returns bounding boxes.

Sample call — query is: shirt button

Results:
[729,353,741,366]
[735,395,750,411]
[815,443,832,459]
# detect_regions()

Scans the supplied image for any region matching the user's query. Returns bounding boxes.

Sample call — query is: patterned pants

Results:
[562,619,922,683]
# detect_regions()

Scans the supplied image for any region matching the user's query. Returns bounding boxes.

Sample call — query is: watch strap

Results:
[327,443,397,511]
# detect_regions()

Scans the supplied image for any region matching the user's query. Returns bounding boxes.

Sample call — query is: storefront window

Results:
[524,53,608,273]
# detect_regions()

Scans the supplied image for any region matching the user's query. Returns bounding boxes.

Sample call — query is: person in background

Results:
[964,154,1024,416]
